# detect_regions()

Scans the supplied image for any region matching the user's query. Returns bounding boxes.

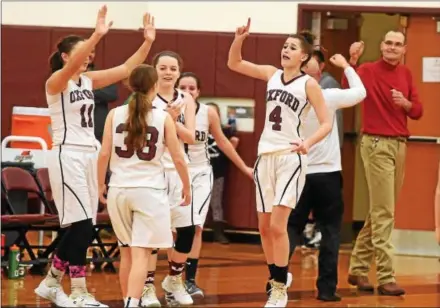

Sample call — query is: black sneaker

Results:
[185,280,204,297]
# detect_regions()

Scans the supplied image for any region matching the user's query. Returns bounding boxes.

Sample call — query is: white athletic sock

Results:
[45,265,65,287]
[71,277,88,296]
[124,297,140,307]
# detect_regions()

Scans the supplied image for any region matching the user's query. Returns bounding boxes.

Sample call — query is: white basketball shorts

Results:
[165,169,201,228]
[106,186,173,248]
[190,165,213,228]
[46,145,99,227]
[253,151,307,213]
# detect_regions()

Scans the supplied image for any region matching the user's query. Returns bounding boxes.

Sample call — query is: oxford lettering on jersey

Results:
[70,89,94,103]
[195,130,207,142]
[266,89,300,112]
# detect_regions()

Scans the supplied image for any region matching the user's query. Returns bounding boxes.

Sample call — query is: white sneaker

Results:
[34,280,75,307]
[70,293,109,307]
[265,281,288,308]
[161,274,193,306]
[267,273,293,296]
[140,284,161,307]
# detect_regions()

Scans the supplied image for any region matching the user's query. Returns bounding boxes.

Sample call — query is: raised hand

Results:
[235,18,251,41]
[95,5,113,36]
[143,13,156,43]
[349,41,365,65]
[330,54,349,69]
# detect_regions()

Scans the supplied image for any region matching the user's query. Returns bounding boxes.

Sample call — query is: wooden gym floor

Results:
[2,237,440,307]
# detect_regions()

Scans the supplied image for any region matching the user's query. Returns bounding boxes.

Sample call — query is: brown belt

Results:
[363,134,407,143]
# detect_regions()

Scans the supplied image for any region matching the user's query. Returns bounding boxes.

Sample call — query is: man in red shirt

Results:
[342,31,423,296]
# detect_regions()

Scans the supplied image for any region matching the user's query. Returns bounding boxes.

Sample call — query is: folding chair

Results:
[1,167,59,268]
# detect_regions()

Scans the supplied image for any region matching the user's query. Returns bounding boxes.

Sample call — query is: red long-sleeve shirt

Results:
[341,58,423,137]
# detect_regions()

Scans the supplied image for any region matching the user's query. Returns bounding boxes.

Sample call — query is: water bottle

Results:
[8,245,24,279]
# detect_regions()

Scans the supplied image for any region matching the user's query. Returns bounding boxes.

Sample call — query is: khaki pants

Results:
[349,134,406,285]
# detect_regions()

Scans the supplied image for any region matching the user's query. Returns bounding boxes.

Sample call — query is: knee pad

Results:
[174,225,196,254]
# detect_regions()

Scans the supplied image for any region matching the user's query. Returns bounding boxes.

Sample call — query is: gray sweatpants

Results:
[210,177,225,222]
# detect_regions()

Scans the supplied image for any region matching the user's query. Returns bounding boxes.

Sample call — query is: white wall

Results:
[2,1,438,34]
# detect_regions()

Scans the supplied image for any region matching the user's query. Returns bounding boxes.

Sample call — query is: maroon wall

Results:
[1,25,287,230]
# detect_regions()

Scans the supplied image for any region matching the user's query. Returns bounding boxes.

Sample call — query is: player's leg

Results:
[254,155,277,294]
[287,177,314,261]
[106,187,133,302]
[35,148,99,307]
[266,153,307,308]
[185,167,213,297]
[128,187,173,308]
[162,170,197,306]
[140,249,160,308]
[34,149,72,305]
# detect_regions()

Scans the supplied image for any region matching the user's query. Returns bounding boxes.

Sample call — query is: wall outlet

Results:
[437,21,440,33]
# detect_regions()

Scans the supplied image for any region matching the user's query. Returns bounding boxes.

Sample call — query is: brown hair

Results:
[49,35,84,73]
[288,30,316,67]
[176,72,201,90]
[125,64,158,150]
[152,50,184,71]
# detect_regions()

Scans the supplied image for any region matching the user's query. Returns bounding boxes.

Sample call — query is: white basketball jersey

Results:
[152,89,189,169]
[109,105,167,189]
[188,103,210,167]
[46,75,96,147]
[258,70,311,155]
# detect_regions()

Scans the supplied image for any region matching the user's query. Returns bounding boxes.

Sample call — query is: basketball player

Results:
[176,72,254,297]
[287,54,366,302]
[97,64,191,308]
[228,19,332,307]
[140,51,196,307]
[34,6,156,307]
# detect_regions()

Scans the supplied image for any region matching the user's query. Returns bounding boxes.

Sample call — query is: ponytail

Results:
[49,51,64,73]
[125,92,153,150]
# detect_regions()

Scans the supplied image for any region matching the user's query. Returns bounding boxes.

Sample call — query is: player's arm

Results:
[164,114,191,205]
[303,78,332,149]
[85,13,156,90]
[227,18,277,81]
[175,92,196,144]
[97,109,115,204]
[46,6,109,96]
[208,108,253,179]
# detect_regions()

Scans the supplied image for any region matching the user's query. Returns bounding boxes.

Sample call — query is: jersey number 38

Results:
[115,123,159,161]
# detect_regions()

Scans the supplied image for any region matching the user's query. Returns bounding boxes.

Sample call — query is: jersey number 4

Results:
[80,104,94,128]
[269,106,282,131]
[115,124,159,161]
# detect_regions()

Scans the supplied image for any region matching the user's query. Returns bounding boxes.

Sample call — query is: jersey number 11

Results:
[80,104,94,128]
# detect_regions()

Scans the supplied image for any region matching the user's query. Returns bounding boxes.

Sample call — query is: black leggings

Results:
[56,218,94,266]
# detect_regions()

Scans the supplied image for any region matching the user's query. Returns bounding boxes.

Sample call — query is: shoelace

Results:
[170,275,186,293]
[142,285,156,297]
[268,284,284,304]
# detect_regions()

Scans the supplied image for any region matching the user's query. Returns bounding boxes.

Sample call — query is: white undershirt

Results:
[305,67,366,174]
